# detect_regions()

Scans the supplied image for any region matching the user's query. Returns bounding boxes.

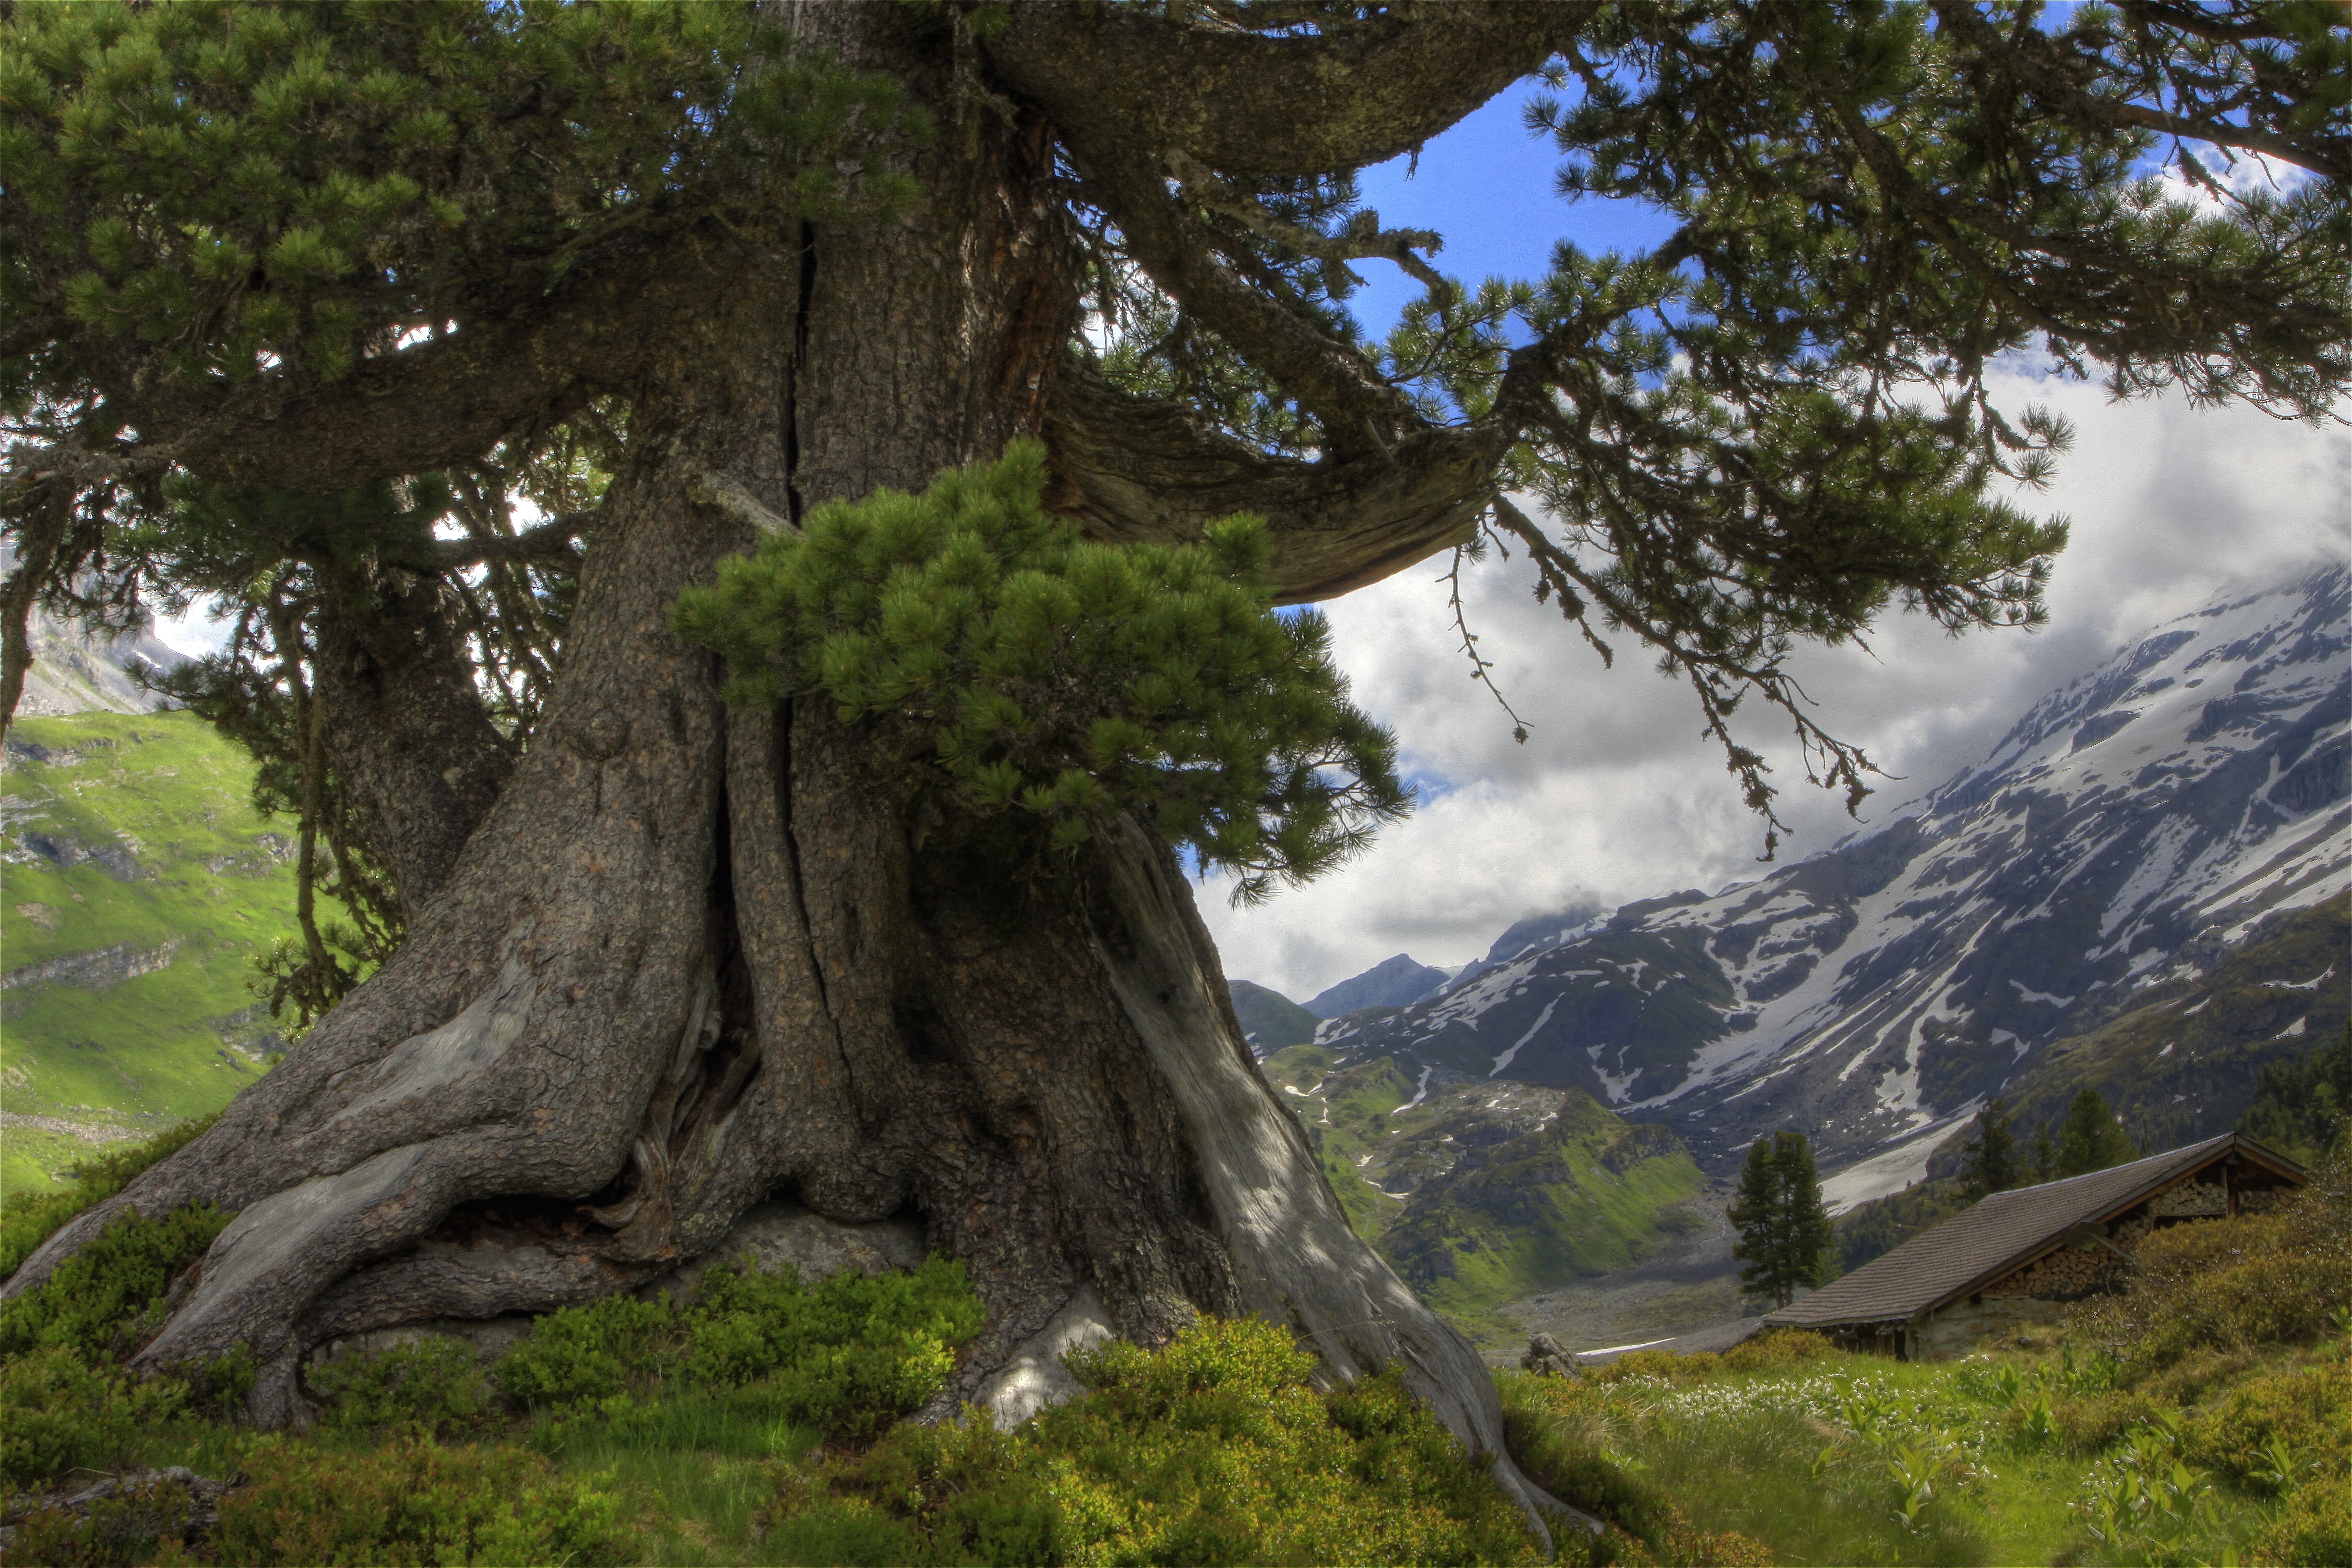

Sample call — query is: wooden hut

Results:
[1762,1131,2308,1360]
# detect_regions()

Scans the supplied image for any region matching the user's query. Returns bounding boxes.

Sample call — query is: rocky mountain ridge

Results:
[1298,564,2350,1179]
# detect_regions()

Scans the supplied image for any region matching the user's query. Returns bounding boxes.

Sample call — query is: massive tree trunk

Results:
[310,571,516,920]
[1,5,1557,1533]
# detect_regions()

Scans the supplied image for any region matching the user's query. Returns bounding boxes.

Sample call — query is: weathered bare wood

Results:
[1045,359,1498,601]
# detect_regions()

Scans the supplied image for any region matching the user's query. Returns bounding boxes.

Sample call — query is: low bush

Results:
[1720,1327,1837,1373]
[0,1203,229,1364]
[494,1252,985,1444]
[0,1117,218,1285]
[1,1471,203,1568]
[2070,1148,2352,1371]
[2254,1473,2352,1567]
[206,1434,624,1566]
[0,1344,182,1488]
[682,1254,984,1441]
[309,1337,499,1438]
[2181,1354,2349,1489]
[2050,1388,2164,1453]
[809,1315,1547,1567]
[494,1292,675,1413]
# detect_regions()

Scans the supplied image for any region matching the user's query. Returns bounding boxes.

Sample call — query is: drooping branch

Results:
[1935,0,2352,183]
[985,2,1581,178]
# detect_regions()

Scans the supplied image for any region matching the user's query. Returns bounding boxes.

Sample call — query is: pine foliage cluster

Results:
[673,442,1410,899]
[0,0,914,390]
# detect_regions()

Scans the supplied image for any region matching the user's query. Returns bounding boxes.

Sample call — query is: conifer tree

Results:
[2240,1021,2352,1162]
[1728,1130,1835,1309]
[2030,1118,2061,1184]
[1961,1097,2021,1201]
[2055,1088,2138,1178]
[0,4,2343,1502]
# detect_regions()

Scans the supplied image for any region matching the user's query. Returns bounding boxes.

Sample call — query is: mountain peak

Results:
[1305,954,1449,1018]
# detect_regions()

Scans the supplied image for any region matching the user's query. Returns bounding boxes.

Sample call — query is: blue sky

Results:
[1344,81,1674,340]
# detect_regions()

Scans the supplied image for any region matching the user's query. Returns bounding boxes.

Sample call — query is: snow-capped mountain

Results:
[1313,564,2351,1173]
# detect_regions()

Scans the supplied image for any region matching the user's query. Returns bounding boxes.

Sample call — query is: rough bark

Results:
[986,2,1584,178]
[310,574,515,920]
[4,2,1560,1539]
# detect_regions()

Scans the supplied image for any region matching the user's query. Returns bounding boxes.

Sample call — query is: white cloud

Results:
[1202,371,2350,1002]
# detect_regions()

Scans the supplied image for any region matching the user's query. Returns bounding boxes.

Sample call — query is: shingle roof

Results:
[1763,1132,2303,1329]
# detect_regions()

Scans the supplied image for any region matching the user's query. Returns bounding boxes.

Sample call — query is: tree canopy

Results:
[2,0,2344,888]
[2055,1086,2138,1178]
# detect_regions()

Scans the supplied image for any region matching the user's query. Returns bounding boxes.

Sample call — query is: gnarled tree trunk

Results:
[1,5,1558,1535]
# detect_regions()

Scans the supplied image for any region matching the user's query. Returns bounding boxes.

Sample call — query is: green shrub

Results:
[671,439,1409,900]
[0,1116,218,1283]
[309,1336,499,1437]
[0,1203,229,1363]
[2254,1473,2352,1568]
[682,1254,984,1441]
[0,1470,200,1568]
[810,1315,1545,1567]
[2070,1149,2352,1370]
[0,1344,182,1488]
[1720,1328,1837,1373]
[2051,1389,2164,1452]
[2181,1355,2350,1491]
[494,1254,986,1442]
[761,1498,922,1568]
[207,1434,624,1566]
[495,1293,675,1413]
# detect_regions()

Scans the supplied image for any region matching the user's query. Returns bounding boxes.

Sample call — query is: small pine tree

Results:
[1960,1097,2021,1201]
[1727,1130,1835,1309]
[2030,1120,2060,1184]
[2055,1088,2136,1178]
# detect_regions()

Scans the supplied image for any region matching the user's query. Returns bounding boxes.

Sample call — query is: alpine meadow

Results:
[0,1,2348,1560]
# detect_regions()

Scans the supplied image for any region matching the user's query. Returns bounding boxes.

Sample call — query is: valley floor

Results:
[1477,1192,1758,1363]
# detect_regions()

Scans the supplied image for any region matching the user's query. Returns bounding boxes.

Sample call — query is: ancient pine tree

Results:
[1,2,2345,1512]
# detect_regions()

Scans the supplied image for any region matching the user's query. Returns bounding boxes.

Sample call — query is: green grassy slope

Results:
[1228,978,1320,1053]
[1,711,312,1195]
[1262,1044,1706,1337]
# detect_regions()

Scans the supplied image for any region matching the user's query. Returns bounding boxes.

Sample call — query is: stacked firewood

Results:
[2146,1179,2226,1218]
[1984,1243,2118,1299]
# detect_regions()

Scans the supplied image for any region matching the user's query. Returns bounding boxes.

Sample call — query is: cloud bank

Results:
[1204,372,2350,1002]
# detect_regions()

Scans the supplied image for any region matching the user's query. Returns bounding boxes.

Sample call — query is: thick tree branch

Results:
[986,2,1583,178]
[429,513,592,572]
[1043,358,1500,602]
[64,233,729,495]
